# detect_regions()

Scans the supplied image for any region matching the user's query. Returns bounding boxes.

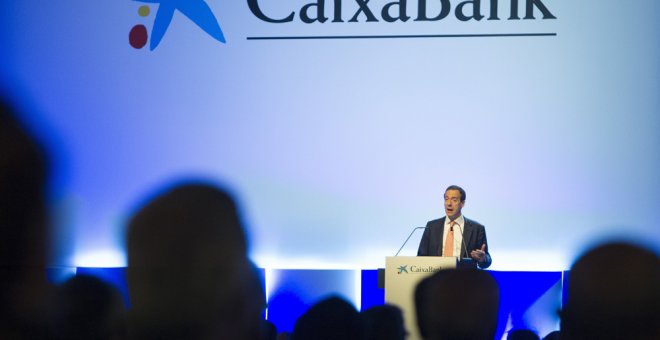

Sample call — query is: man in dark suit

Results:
[417,185,492,269]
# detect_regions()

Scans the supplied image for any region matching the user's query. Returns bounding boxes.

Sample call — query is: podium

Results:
[384,256,457,340]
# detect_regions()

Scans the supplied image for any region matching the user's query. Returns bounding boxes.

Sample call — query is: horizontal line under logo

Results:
[247,32,557,40]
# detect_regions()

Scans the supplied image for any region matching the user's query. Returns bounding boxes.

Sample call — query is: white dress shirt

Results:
[443,214,465,257]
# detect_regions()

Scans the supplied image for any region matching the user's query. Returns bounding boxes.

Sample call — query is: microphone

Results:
[394,226,427,256]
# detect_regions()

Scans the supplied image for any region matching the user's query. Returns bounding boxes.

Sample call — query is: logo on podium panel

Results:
[398,264,447,274]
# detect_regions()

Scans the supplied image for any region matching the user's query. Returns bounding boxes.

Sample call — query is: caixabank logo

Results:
[129,0,225,50]
[129,0,557,49]
[398,265,444,274]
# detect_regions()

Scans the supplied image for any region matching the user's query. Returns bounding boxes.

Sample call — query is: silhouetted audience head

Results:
[261,319,278,340]
[51,274,126,340]
[277,331,292,340]
[292,296,363,340]
[560,241,660,340]
[126,182,263,339]
[507,328,540,340]
[1,97,51,337]
[415,269,499,340]
[542,330,560,340]
[360,304,406,340]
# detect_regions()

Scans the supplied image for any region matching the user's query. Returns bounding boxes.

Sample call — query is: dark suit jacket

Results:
[417,216,492,269]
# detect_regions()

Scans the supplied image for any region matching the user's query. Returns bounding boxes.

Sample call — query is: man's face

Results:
[444,189,464,220]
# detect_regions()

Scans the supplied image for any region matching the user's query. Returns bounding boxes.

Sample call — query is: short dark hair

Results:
[415,269,499,340]
[445,185,466,202]
[560,242,660,339]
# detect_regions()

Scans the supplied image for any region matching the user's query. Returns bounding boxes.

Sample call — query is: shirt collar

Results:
[445,214,465,227]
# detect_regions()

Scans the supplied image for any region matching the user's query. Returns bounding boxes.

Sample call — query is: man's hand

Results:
[470,244,487,263]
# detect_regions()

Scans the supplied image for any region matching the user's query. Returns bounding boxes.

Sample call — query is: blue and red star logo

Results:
[129,0,225,50]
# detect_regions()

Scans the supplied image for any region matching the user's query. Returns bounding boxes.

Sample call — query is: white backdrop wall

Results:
[1,0,658,270]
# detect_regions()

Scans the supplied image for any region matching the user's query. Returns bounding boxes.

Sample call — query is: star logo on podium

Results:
[397,265,408,274]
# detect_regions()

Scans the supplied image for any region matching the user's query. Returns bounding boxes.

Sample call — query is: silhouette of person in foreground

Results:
[276,331,292,340]
[415,269,499,340]
[507,329,540,340]
[291,296,364,340]
[126,183,264,339]
[0,97,53,338]
[560,241,660,340]
[541,330,560,340]
[51,274,126,340]
[360,304,406,340]
[261,319,278,340]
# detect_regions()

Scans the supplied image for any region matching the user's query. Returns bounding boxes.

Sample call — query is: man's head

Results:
[560,241,660,340]
[126,182,263,339]
[292,296,363,340]
[444,185,465,221]
[415,269,499,340]
[1,97,51,333]
[0,98,49,269]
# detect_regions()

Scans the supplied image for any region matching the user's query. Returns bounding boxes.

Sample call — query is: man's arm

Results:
[472,225,492,269]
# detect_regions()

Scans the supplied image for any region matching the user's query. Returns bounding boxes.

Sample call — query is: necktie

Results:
[444,221,454,257]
